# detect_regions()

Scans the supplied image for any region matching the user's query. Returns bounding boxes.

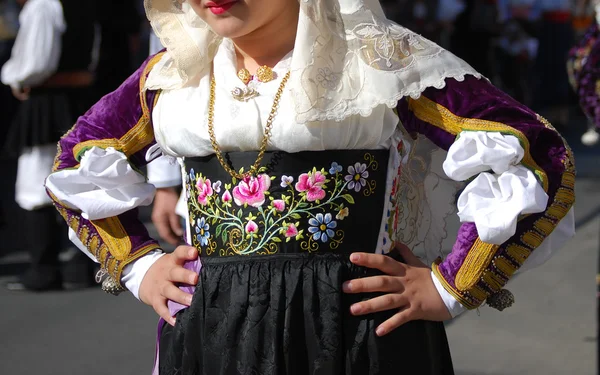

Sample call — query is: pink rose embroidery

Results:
[272,199,285,212]
[233,174,271,207]
[245,220,258,234]
[295,170,326,202]
[196,177,214,206]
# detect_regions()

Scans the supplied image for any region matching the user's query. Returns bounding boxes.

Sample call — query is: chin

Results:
[207,20,249,39]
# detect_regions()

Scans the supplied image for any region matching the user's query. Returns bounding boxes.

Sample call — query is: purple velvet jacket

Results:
[49,53,575,310]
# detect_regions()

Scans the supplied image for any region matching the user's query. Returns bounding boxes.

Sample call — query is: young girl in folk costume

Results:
[46,0,576,373]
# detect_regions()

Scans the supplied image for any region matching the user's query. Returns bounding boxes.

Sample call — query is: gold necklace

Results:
[207,71,291,179]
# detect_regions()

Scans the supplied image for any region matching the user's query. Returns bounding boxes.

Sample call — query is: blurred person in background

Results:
[95,0,143,98]
[495,0,540,106]
[380,0,442,42]
[0,0,19,146]
[533,0,575,128]
[567,0,600,145]
[450,0,502,78]
[1,0,98,291]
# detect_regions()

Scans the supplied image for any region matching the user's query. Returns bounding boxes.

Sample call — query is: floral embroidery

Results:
[315,67,341,90]
[336,206,349,220]
[308,213,337,242]
[280,175,294,188]
[195,217,211,247]
[345,163,369,192]
[196,176,214,206]
[329,162,343,174]
[233,174,271,207]
[295,168,327,202]
[212,181,222,194]
[186,154,379,255]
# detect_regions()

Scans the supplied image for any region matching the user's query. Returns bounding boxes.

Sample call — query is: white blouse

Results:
[46,39,575,317]
[0,0,65,89]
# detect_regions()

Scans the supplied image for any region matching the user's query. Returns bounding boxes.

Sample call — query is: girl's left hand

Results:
[343,244,452,336]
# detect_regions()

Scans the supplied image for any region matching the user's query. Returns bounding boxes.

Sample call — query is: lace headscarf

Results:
[144,0,480,123]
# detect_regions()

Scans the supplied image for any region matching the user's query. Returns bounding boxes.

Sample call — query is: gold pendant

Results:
[231,86,259,102]
[256,65,275,83]
[237,68,251,85]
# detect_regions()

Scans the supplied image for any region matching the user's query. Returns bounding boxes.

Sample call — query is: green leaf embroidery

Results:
[341,194,355,204]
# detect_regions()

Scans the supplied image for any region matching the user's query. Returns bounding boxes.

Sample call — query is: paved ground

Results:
[0,118,598,375]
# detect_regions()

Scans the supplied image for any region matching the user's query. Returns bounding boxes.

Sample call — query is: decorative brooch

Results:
[231,65,276,102]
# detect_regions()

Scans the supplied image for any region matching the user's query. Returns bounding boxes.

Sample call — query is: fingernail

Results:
[342,281,352,292]
[189,274,197,284]
[350,304,362,314]
[376,326,385,336]
[186,295,193,305]
[170,317,176,326]
[350,254,360,262]
[188,249,196,257]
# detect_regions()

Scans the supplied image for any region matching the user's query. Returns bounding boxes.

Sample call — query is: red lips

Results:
[205,0,238,15]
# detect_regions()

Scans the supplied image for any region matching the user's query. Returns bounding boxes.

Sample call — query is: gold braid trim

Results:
[416,100,576,309]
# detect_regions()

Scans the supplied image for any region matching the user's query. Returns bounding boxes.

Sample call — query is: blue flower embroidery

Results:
[329,162,343,175]
[189,168,196,182]
[195,217,210,246]
[308,213,337,242]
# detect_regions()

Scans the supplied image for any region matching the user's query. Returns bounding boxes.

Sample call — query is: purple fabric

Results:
[399,76,571,295]
[437,222,479,289]
[168,258,202,317]
[50,54,162,276]
[568,24,600,130]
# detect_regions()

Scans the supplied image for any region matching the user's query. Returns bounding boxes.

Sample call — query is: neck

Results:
[232,5,299,73]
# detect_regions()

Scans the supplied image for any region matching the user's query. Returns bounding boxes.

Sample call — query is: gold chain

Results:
[207,71,291,179]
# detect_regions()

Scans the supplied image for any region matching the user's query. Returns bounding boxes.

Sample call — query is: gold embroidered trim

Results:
[408,96,549,191]
[455,239,499,291]
[91,217,132,261]
[432,261,479,309]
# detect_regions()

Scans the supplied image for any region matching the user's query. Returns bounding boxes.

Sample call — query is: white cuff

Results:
[45,146,156,220]
[431,271,467,318]
[456,165,548,244]
[443,131,525,181]
[122,251,165,300]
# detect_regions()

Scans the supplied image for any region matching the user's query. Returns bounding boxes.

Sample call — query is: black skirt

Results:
[159,150,454,375]
[4,86,95,155]
[160,253,454,375]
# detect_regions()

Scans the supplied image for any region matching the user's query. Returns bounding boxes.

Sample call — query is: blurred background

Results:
[0,0,598,374]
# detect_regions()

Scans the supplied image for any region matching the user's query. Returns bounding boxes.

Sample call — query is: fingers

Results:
[343,275,403,294]
[162,283,194,307]
[154,213,181,245]
[169,264,198,285]
[349,293,408,316]
[153,298,176,326]
[169,212,184,237]
[349,253,405,276]
[173,245,198,264]
[376,308,414,337]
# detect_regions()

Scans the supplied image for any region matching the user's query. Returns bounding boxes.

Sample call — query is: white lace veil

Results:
[144,0,481,124]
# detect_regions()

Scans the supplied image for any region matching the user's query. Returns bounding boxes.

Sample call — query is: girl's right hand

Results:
[139,245,199,326]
